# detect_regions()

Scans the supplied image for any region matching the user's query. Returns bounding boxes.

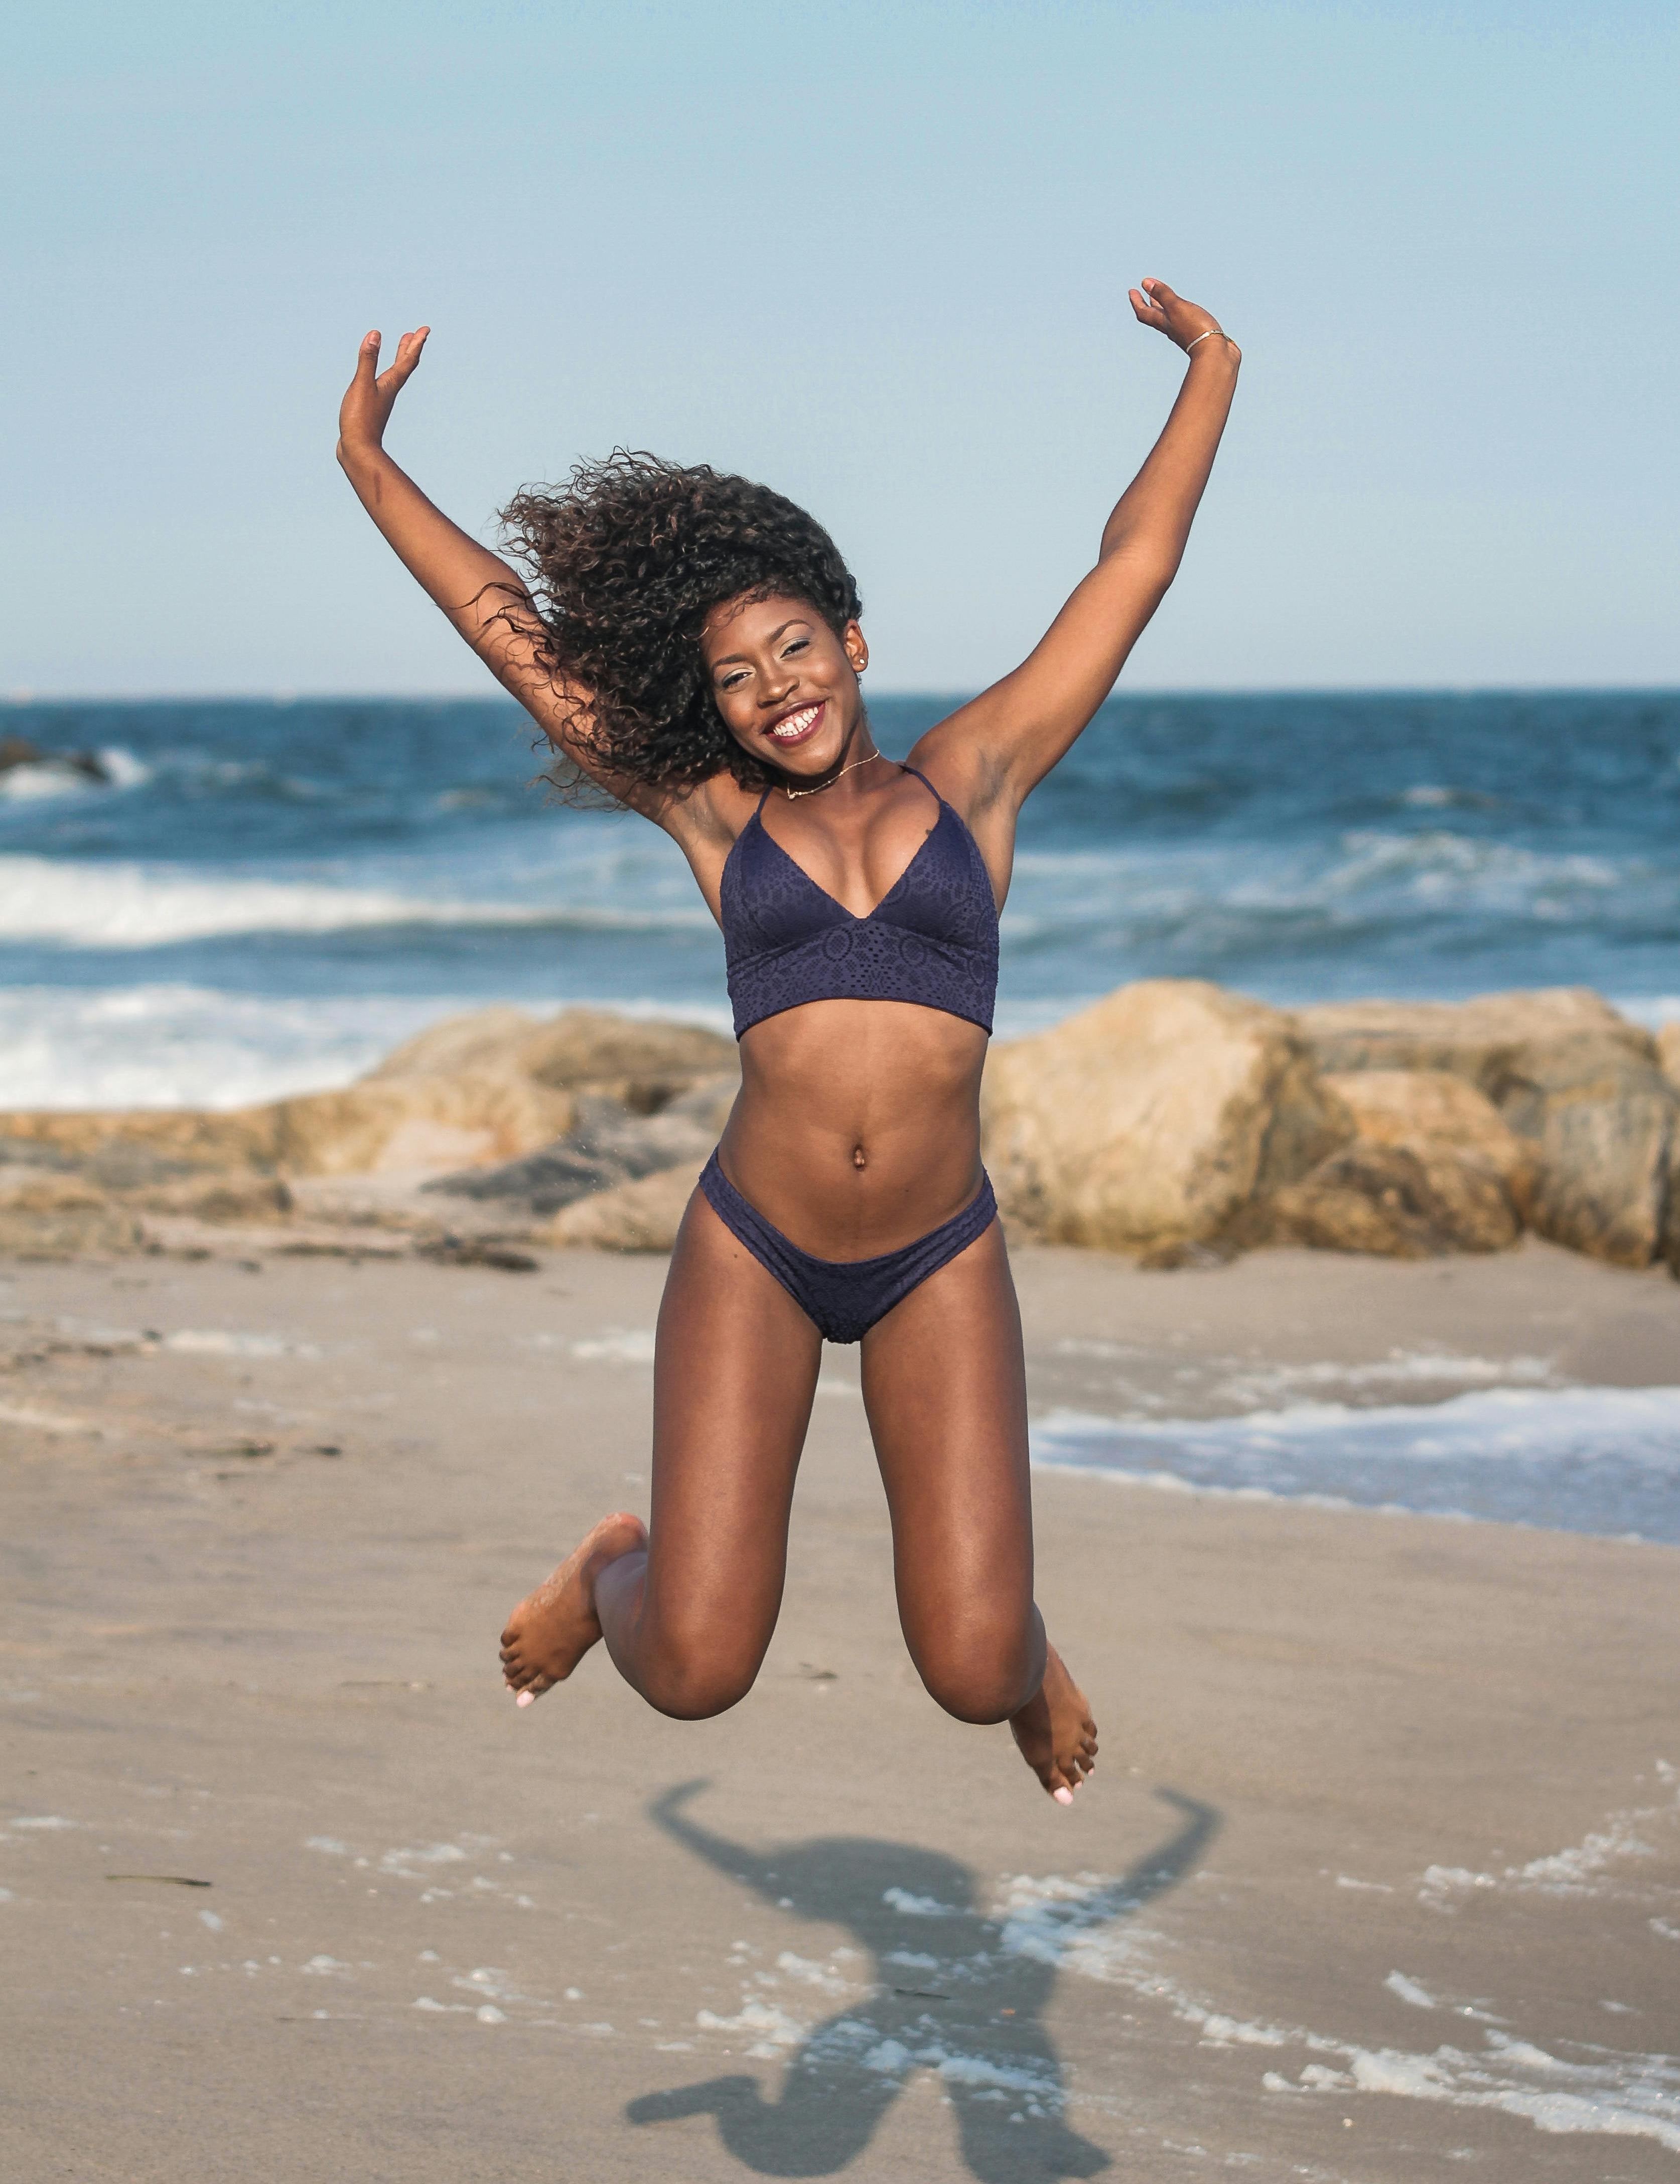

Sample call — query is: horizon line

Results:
[7,681,1680,707]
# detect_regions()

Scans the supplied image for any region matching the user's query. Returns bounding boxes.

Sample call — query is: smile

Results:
[766,702,825,745]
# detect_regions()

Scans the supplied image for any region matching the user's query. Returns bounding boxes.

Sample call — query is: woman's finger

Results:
[378,326,431,393]
[1141,277,1180,309]
[353,331,382,385]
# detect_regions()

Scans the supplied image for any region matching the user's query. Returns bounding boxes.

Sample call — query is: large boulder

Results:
[0,1075,576,1185]
[1659,1022,1680,1094]
[1297,991,1679,1269]
[548,1157,705,1252]
[981,980,1352,1257]
[430,1074,735,1218]
[0,1173,145,1258]
[265,1073,577,1176]
[1294,1069,1533,1252]
[370,1005,735,1111]
[1230,1067,1533,1260]
[1296,987,1629,1078]
[0,1008,737,1216]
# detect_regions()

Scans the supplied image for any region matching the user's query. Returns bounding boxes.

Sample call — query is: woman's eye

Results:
[783,639,809,658]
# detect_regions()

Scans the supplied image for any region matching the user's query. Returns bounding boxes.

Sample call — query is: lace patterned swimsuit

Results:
[699,765,1001,1343]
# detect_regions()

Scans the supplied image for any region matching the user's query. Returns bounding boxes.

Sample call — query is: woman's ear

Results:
[844,620,868,676]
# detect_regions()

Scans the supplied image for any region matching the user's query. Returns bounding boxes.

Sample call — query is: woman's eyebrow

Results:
[711,618,809,669]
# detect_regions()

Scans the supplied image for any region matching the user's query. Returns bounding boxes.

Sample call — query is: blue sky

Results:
[5,1,1675,695]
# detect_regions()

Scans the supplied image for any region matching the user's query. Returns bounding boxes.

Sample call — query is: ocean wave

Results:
[0,746,151,805]
[0,983,734,1111]
[0,857,713,948]
[0,985,450,1110]
[1010,830,1647,912]
[1031,1385,1680,1542]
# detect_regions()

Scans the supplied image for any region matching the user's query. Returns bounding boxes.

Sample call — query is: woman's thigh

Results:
[641,1185,824,1677]
[858,1220,1040,1721]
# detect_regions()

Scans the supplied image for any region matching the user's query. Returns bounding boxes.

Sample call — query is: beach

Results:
[4,1236,1677,2180]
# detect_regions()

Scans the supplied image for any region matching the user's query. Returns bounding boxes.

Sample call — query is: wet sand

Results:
[2,1239,1677,2181]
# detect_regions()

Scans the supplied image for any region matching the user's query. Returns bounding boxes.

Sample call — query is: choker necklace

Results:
[783,749,888,801]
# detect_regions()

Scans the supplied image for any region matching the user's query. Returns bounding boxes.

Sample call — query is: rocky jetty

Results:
[1,985,1675,1277]
[0,735,112,788]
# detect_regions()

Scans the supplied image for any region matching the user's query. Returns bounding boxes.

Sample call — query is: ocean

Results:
[4,689,1677,1111]
[6,688,1678,1543]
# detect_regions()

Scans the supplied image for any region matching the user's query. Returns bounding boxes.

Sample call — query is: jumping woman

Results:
[337,282,1239,1803]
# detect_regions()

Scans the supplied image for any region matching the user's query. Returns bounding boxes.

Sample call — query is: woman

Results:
[337,281,1239,1803]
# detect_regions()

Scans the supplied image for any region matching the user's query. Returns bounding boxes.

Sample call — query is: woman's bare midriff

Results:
[716,999,989,1259]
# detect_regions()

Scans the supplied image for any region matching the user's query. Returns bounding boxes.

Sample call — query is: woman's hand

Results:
[337,326,431,465]
[1127,279,1238,364]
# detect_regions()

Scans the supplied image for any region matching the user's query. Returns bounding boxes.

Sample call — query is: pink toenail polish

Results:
[516,1690,533,1707]
[1053,1786,1073,1806]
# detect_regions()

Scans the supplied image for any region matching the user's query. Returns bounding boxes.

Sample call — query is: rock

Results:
[134,1176,295,1224]
[1315,1070,1532,1251]
[1296,988,1638,1078]
[549,1156,705,1252]
[364,1006,542,1081]
[370,1005,735,1112]
[268,1074,578,1176]
[0,1074,576,1187]
[1659,1022,1680,1093]
[0,1110,290,1179]
[981,980,1352,1255]
[0,1176,144,1258]
[1256,1144,1507,1259]
[0,1007,738,1266]
[433,1074,735,1218]
[1298,991,1678,1269]
[415,1238,539,1272]
[0,736,107,783]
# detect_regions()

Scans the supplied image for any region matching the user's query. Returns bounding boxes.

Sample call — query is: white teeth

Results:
[772,705,818,739]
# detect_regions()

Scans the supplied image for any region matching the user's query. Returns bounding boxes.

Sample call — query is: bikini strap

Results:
[899,762,944,811]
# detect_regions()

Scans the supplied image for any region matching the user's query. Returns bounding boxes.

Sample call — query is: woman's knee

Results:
[912,1620,1038,1724]
[635,1632,765,1720]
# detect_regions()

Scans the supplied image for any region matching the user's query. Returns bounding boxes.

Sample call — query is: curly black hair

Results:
[498,451,863,800]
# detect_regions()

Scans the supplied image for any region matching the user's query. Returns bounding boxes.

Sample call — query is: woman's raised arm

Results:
[922,281,1240,813]
[336,329,601,772]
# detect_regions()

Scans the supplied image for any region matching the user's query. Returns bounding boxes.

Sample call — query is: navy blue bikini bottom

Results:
[698,1151,998,1345]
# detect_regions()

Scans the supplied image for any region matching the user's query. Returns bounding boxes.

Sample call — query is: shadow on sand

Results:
[627,1781,1219,2180]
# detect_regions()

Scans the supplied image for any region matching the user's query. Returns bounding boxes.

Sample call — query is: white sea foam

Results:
[695,1996,811,2057]
[0,984,456,1110]
[1032,1384,1680,1542]
[883,1887,961,1918]
[570,1328,657,1364]
[993,1868,1680,2153]
[0,747,151,803]
[1418,1768,1677,1910]
[0,854,712,949]
[0,983,734,1111]
[162,1329,320,1359]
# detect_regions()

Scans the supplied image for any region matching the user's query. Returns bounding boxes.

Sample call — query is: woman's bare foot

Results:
[499,1511,647,1706]
[1010,1643,1098,1804]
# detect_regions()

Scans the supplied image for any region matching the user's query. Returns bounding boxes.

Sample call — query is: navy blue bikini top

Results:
[721,765,999,1039]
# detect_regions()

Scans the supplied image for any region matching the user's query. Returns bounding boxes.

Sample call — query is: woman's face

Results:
[701,592,869,781]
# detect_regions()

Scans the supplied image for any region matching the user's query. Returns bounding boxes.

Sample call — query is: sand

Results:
[2,1238,1677,2181]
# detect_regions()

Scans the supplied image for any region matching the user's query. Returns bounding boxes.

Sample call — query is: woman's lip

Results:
[765,700,826,746]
